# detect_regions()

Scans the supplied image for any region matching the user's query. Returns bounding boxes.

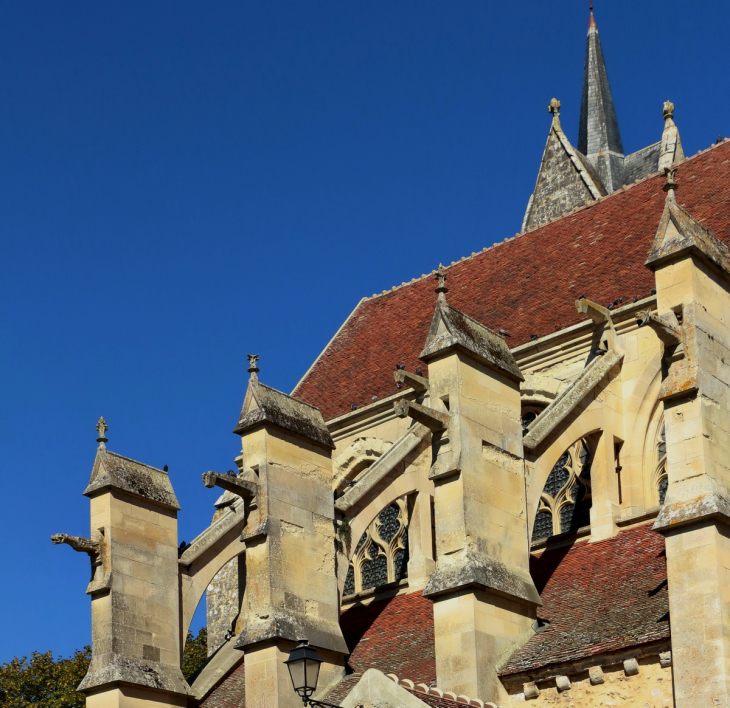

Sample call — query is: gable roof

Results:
[646,186,730,275]
[501,523,668,677]
[420,301,523,381]
[234,377,334,449]
[83,448,180,510]
[294,141,730,421]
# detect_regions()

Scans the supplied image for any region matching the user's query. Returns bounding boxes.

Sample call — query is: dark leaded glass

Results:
[521,410,538,433]
[572,497,592,530]
[361,560,375,590]
[368,541,379,560]
[373,554,388,587]
[560,503,576,532]
[579,443,590,466]
[378,504,401,543]
[394,547,408,581]
[658,475,668,505]
[543,453,571,498]
[658,424,666,461]
[343,565,355,596]
[532,511,553,542]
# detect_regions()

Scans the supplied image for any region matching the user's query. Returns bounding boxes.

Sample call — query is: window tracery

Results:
[655,418,668,505]
[532,438,593,543]
[343,497,409,597]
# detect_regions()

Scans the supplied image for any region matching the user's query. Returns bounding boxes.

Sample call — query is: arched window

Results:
[655,418,668,505]
[343,497,409,597]
[532,438,593,543]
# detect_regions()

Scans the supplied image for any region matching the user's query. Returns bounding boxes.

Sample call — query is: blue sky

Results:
[1,0,729,663]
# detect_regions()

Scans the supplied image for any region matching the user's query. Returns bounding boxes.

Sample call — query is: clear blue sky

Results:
[1,0,728,663]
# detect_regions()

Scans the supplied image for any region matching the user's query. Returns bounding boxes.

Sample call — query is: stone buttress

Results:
[412,271,540,704]
[232,363,348,708]
[647,170,730,706]
[53,421,191,708]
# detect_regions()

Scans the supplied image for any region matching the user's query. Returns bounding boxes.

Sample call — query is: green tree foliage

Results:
[182,626,208,682]
[0,627,208,707]
[0,646,91,708]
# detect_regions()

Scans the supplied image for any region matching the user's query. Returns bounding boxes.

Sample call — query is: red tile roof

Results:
[501,523,669,675]
[340,591,437,682]
[324,591,437,704]
[200,660,245,708]
[203,526,667,706]
[294,142,730,420]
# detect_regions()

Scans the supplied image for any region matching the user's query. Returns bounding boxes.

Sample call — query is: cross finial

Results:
[548,98,561,117]
[590,0,593,11]
[96,417,108,448]
[663,167,678,199]
[247,354,260,379]
[435,264,448,303]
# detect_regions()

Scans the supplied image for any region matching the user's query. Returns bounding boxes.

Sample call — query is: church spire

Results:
[578,6,624,192]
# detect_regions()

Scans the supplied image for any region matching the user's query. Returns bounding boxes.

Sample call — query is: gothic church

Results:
[56,8,730,707]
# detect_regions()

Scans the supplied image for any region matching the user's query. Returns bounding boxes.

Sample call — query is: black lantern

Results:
[285,640,322,703]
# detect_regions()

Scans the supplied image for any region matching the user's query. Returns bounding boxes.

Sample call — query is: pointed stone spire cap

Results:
[247,354,260,381]
[647,168,730,278]
[96,416,108,448]
[589,3,596,29]
[435,264,448,303]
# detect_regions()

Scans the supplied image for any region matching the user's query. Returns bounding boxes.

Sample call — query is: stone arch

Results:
[333,437,392,492]
[178,506,249,652]
[621,353,663,511]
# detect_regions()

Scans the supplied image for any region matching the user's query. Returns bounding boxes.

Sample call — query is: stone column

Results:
[418,291,539,704]
[79,446,191,708]
[648,184,730,706]
[232,374,348,707]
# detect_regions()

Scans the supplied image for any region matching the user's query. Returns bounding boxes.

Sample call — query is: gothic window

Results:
[532,438,593,543]
[343,497,409,597]
[655,418,668,506]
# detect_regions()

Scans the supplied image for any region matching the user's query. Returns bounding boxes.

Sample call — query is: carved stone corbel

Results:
[202,471,258,502]
[393,400,449,432]
[51,531,111,595]
[576,297,613,326]
[393,369,429,393]
[576,297,617,352]
[636,310,683,347]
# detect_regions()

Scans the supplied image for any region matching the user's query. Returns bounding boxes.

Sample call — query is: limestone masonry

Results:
[55,8,730,707]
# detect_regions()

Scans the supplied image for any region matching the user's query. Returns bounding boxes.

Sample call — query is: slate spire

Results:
[578,8,624,192]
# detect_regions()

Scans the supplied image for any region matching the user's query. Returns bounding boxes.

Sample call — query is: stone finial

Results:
[548,98,561,116]
[247,354,260,378]
[663,167,678,198]
[435,264,448,302]
[96,416,108,447]
[663,101,675,120]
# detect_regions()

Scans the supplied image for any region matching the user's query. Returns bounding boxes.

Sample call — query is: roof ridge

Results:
[384,672,505,708]
[360,139,730,304]
[102,448,167,474]
[255,379,324,412]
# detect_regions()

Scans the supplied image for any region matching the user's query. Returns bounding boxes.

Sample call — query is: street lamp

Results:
[284,640,340,707]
